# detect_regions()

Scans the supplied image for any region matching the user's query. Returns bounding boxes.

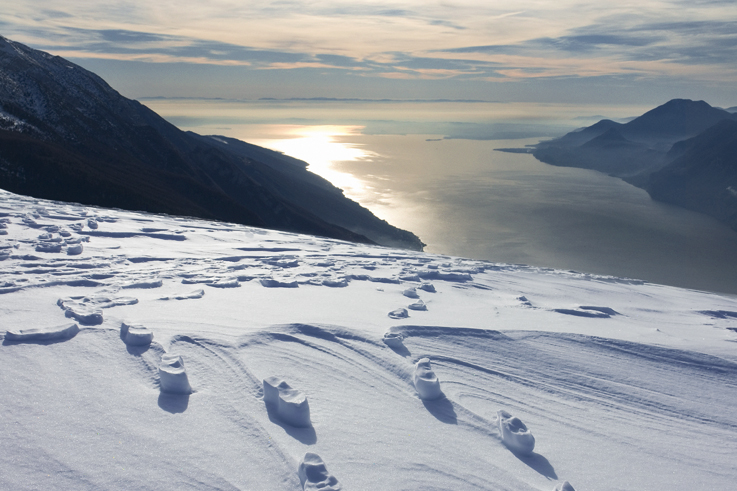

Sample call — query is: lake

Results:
[144,99,737,295]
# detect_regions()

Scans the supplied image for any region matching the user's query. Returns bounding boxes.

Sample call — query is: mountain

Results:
[726,106,737,113]
[0,36,423,250]
[532,121,661,177]
[534,99,737,178]
[551,119,623,147]
[647,119,737,230]
[620,99,736,143]
[531,99,737,231]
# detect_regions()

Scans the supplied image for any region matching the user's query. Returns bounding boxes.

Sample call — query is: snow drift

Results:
[1,189,737,490]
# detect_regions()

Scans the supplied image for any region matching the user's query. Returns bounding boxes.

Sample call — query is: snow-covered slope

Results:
[1,189,736,490]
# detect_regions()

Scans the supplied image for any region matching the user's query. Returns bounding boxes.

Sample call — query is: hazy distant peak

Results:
[623,98,736,139]
[581,127,630,147]
[587,119,622,131]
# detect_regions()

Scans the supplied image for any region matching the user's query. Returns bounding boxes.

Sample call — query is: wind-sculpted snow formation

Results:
[298,453,341,490]
[497,409,536,455]
[263,376,312,427]
[1,188,737,490]
[382,331,405,349]
[120,322,154,346]
[158,353,192,394]
[413,357,443,400]
[4,322,79,342]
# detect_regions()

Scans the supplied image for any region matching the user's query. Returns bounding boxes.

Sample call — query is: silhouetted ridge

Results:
[622,99,736,140]
[647,119,737,230]
[531,99,737,232]
[0,36,423,250]
[581,128,632,148]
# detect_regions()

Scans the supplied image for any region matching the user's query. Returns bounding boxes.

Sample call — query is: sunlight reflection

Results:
[249,125,377,201]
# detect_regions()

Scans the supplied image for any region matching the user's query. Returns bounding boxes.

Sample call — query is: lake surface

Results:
[145,100,737,295]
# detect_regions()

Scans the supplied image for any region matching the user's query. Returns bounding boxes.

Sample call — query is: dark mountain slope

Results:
[196,133,422,248]
[533,99,737,179]
[0,36,423,249]
[552,119,623,147]
[647,119,737,230]
[533,125,658,177]
[529,99,737,232]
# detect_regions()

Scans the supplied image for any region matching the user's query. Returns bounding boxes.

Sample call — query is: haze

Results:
[2,1,736,105]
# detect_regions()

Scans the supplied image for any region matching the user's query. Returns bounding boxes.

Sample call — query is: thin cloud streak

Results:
[1,1,736,97]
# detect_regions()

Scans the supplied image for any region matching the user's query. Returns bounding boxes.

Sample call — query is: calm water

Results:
[332,135,737,294]
[145,100,737,295]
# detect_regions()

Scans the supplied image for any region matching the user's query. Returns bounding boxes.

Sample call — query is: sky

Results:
[2,1,737,105]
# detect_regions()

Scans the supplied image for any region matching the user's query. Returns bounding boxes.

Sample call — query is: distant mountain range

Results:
[529,99,737,233]
[0,36,423,250]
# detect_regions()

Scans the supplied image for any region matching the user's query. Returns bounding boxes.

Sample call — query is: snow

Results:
[497,409,536,456]
[1,188,737,490]
[263,377,312,428]
[413,357,443,400]
[5,322,79,342]
[158,353,193,394]
[121,322,154,346]
[299,452,341,490]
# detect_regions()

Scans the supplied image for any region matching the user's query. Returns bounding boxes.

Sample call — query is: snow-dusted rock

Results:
[497,409,535,455]
[5,323,79,342]
[298,453,341,490]
[120,322,153,346]
[158,354,192,394]
[263,376,311,427]
[413,357,442,400]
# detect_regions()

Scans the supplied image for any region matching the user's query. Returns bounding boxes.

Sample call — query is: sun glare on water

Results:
[249,125,376,201]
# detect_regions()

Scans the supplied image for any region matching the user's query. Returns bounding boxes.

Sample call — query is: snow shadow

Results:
[158,392,190,413]
[2,335,77,346]
[386,342,411,357]
[125,344,151,355]
[421,396,457,424]
[511,451,557,479]
[265,405,317,444]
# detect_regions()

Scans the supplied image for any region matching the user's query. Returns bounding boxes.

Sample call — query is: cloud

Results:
[1,0,736,93]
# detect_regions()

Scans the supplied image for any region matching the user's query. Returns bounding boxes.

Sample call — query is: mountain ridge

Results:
[0,35,424,250]
[529,99,737,232]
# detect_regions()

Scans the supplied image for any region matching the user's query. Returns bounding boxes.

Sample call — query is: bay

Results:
[144,99,737,295]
